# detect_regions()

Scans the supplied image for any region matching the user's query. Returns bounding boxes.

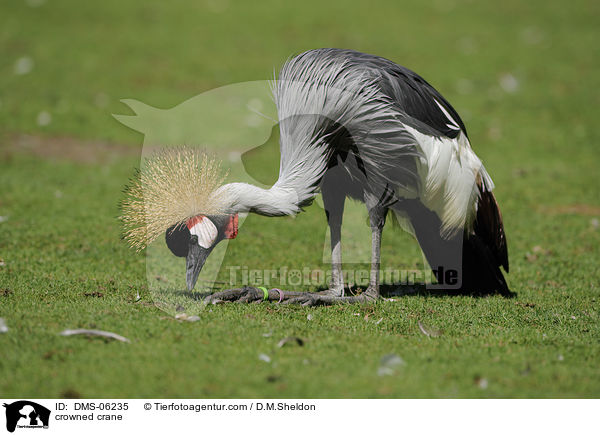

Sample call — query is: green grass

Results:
[1,0,600,398]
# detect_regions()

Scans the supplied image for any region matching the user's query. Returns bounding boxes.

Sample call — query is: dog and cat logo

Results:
[3,401,50,432]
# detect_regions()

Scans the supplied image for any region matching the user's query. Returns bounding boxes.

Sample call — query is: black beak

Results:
[186,235,211,290]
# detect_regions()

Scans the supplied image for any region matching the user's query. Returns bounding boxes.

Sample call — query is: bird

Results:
[120,48,510,302]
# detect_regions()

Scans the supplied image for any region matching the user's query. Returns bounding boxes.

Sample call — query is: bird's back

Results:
[274,48,481,232]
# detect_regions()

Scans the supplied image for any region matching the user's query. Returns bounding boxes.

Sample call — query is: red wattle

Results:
[225,214,238,239]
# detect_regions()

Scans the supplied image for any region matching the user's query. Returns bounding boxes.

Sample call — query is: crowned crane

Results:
[121,48,510,304]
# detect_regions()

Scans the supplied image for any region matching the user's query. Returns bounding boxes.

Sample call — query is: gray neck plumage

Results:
[214,182,306,217]
[213,130,330,216]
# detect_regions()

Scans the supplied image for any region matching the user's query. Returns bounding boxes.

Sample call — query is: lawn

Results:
[1,0,599,398]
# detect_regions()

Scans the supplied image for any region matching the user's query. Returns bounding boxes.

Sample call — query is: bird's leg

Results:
[363,198,388,300]
[363,215,383,299]
[203,191,350,305]
[319,213,344,296]
[204,187,391,306]
[278,198,388,306]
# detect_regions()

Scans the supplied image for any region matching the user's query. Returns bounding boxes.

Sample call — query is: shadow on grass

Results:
[322,284,516,299]
[380,284,516,298]
[168,283,516,305]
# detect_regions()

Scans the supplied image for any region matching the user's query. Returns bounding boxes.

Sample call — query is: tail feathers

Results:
[404,197,510,295]
[461,232,511,296]
[473,183,509,272]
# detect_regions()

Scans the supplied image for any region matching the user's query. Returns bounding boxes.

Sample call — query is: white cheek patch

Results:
[187,216,218,248]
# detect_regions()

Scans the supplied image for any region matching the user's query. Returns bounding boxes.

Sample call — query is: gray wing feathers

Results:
[273,49,425,207]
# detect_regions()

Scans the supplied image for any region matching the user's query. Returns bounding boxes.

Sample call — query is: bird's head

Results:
[165,213,238,290]
[120,147,238,290]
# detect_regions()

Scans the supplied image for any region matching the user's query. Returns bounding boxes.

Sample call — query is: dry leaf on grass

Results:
[59,329,130,343]
[175,313,200,322]
[277,336,304,348]
[418,321,443,337]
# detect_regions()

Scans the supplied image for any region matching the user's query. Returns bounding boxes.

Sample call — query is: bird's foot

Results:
[203,286,308,305]
[202,287,248,304]
[315,286,344,297]
[361,285,379,299]
[283,289,379,306]
[202,286,379,305]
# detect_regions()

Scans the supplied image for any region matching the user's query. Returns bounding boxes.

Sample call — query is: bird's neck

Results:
[215,183,303,217]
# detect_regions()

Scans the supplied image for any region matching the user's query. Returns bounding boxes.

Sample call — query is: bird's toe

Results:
[282,294,316,305]
[316,287,344,297]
